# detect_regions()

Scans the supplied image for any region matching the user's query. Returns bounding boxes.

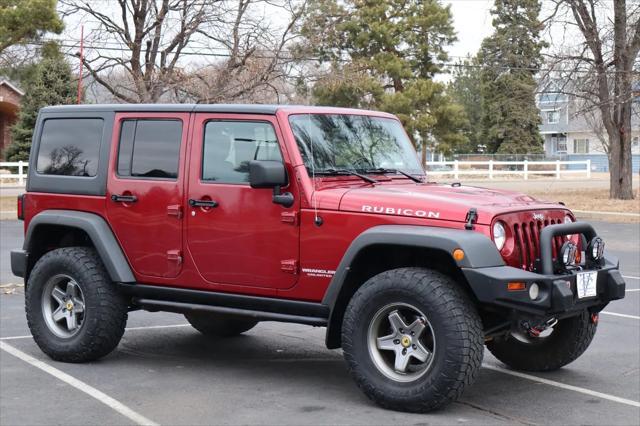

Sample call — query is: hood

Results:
[336,182,568,224]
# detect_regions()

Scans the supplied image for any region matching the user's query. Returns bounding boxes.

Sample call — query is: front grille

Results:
[513,219,565,271]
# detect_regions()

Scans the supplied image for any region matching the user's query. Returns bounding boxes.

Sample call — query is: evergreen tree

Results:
[0,0,63,53]
[479,0,546,154]
[447,58,484,153]
[6,43,76,161]
[298,0,468,161]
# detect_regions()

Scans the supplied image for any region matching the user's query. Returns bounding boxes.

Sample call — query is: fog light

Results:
[529,282,540,300]
[560,241,578,266]
[587,237,605,261]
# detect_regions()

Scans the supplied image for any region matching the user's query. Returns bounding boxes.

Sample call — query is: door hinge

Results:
[280,259,298,274]
[167,204,183,219]
[281,211,298,225]
[167,250,182,264]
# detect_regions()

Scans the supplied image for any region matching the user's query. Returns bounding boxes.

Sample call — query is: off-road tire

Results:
[185,312,258,337]
[341,267,484,413]
[25,247,128,362]
[487,310,597,372]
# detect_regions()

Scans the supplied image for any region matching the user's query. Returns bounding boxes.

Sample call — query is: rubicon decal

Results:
[361,205,440,219]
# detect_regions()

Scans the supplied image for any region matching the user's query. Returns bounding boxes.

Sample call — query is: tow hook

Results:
[521,317,558,338]
[591,313,599,324]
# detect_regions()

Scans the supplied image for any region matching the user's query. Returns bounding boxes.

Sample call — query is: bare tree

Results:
[59,0,305,104]
[544,0,640,199]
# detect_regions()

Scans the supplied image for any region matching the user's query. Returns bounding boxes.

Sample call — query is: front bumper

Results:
[463,257,625,316]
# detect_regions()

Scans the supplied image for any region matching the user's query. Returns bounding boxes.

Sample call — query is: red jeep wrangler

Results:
[11,104,626,412]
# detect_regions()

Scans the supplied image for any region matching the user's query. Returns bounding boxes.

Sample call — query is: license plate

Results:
[576,271,598,299]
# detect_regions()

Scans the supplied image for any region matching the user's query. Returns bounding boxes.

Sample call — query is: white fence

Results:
[0,161,28,185]
[426,159,592,180]
[0,159,592,184]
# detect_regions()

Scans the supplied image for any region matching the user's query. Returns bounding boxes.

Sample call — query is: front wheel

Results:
[487,310,597,372]
[341,268,483,413]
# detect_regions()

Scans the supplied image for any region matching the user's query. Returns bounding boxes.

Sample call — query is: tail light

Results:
[17,194,25,221]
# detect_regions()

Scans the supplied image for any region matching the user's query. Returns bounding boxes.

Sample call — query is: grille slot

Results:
[513,220,564,271]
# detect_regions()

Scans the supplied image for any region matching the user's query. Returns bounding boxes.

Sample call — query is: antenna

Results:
[77,25,84,104]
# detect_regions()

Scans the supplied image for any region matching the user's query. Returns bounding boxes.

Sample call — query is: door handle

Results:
[188,199,218,208]
[111,194,138,203]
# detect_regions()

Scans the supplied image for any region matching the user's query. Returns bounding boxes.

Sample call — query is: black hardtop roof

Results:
[39,104,394,117]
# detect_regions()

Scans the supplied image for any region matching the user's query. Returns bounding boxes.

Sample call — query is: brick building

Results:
[0,79,24,160]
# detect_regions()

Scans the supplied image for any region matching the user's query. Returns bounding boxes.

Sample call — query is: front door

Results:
[106,113,189,279]
[186,114,299,289]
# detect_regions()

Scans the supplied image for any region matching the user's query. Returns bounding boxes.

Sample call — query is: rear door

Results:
[106,112,189,279]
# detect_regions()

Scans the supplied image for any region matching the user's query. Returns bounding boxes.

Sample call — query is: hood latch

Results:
[465,208,478,230]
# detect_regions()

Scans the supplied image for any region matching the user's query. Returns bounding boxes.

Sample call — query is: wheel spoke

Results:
[407,318,426,338]
[66,280,80,298]
[376,334,397,351]
[410,341,431,363]
[394,351,411,372]
[387,311,408,333]
[52,306,65,322]
[51,287,66,305]
[72,298,85,313]
[65,311,78,331]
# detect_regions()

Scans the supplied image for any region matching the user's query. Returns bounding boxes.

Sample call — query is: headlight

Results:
[587,237,605,261]
[492,221,506,251]
[560,241,578,266]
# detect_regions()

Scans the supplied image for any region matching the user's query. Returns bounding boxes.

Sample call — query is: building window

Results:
[545,110,560,124]
[117,119,183,179]
[633,136,639,148]
[574,139,589,154]
[552,134,567,153]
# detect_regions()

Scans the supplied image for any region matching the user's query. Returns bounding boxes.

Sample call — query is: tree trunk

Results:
[608,128,634,199]
[421,141,428,168]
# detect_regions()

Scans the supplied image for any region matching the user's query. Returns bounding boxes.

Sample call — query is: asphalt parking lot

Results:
[0,219,638,426]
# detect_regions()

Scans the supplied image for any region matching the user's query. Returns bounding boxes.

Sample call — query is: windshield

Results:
[288,114,423,175]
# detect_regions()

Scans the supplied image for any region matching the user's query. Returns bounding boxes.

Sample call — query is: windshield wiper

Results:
[363,168,424,183]
[314,169,378,184]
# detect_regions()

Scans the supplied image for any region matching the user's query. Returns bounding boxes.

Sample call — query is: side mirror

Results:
[249,160,287,188]
[249,160,294,208]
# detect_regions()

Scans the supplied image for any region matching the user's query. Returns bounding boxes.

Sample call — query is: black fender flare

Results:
[23,210,135,283]
[321,225,505,348]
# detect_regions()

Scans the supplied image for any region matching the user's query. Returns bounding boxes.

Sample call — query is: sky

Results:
[443,0,495,60]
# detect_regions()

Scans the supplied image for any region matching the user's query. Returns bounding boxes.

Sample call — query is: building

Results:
[538,82,640,172]
[0,78,24,160]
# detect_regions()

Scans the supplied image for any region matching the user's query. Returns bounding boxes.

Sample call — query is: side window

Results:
[202,121,282,184]
[117,119,182,179]
[36,118,104,177]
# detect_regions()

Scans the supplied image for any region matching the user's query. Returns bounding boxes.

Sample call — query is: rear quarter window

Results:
[36,118,104,177]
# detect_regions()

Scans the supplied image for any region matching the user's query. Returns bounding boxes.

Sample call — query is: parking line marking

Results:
[600,311,640,320]
[0,341,159,426]
[625,289,640,292]
[0,324,191,341]
[0,334,31,340]
[124,324,190,331]
[483,364,640,408]
[623,275,640,280]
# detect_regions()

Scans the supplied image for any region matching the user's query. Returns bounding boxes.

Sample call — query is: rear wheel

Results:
[341,267,483,412]
[487,310,597,372]
[25,247,128,362]
[185,312,258,337]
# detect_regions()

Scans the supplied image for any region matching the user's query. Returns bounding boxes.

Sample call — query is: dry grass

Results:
[528,189,640,223]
